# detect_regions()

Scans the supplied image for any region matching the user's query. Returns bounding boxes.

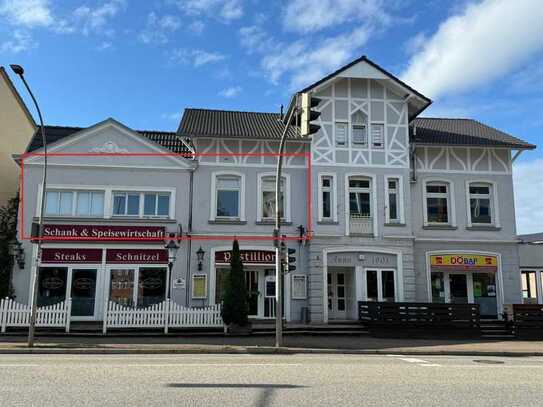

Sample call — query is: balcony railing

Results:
[349,213,373,236]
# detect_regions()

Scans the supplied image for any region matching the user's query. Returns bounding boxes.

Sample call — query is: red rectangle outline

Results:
[20,151,313,243]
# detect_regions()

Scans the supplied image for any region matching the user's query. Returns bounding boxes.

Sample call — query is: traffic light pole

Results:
[274,99,298,348]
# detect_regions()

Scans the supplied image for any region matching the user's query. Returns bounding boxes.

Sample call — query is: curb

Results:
[0,347,541,357]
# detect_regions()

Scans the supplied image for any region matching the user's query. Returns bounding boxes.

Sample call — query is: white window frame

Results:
[43,188,105,218]
[209,171,246,222]
[192,274,208,299]
[371,123,385,149]
[521,269,543,305]
[291,274,307,300]
[318,172,338,222]
[422,179,456,227]
[363,268,398,302]
[257,172,291,222]
[335,122,348,146]
[385,175,405,224]
[142,192,171,217]
[344,173,378,237]
[37,184,175,220]
[465,180,500,228]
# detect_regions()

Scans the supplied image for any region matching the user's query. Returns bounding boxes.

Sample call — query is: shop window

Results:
[425,181,451,225]
[468,183,494,225]
[259,174,289,221]
[291,274,307,300]
[192,274,208,299]
[319,174,336,222]
[109,269,135,307]
[381,270,395,302]
[215,175,241,219]
[366,269,396,302]
[137,268,167,307]
[366,270,378,301]
[521,271,539,304]
[38,267,67,306]
[431,272,445,303]
[215,268,229,304]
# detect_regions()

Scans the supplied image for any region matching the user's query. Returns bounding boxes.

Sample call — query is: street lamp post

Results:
[165,234,180,300]
[10,64,47,348]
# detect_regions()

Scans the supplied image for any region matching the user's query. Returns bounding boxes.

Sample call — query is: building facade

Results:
[11,56,537,324]
[519,233,543,305]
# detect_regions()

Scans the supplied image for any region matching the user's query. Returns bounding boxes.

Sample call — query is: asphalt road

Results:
[2,354,543,406]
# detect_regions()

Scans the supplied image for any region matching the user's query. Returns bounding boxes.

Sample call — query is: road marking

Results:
[398,357,441,367]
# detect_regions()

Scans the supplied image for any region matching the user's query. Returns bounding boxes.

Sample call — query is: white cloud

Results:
[401,0,543,98]
[188,20,205,34]
[162,111,181,121]
[239,25,275,54]
[139,12,181,44]
[0,0,53,27]
[514,159,543,235]
[173,0,243,22]
[96,41,113,51]
[73,0,126,36]
[0,29,35,53]
[169,48,226,67]
[282,0,389,33]
[219,85,241,98]
[260,26,372,90]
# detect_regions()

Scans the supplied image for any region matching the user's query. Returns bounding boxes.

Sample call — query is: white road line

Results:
[398,357,441,367]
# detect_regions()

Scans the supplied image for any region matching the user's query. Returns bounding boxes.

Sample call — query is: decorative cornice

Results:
[90,141,129,154]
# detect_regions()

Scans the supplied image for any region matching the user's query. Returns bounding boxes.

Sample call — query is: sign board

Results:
[215,250,276,265]
[106,249,168,264]
[430,254,498,272]
[41,248,103,264]
[40,224,166,241]
[173,277,186,289]
[327,252,396,268]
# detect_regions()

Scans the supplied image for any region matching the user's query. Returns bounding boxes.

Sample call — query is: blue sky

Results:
[1,0,542,232]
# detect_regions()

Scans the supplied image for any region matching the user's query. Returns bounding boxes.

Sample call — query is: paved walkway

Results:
[1,334,542,356]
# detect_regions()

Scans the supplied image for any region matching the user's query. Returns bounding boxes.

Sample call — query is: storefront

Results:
[34,224,170,321]
[210,247,279,319]
[427,252,502,317]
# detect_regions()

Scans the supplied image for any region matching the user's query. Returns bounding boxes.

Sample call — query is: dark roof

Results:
[410,118,536,150]
[519,233,543,244]
[26,125,192,154]
[178,108,301,140]
[297,55,432,120]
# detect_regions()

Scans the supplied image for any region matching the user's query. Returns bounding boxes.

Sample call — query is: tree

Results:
[221,239,249,326]
[0,195,19,298]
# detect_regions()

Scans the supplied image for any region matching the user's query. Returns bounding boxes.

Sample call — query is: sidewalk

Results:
[1,334,542,356]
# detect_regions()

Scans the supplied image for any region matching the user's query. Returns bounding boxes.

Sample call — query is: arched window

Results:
[351,110,367,146]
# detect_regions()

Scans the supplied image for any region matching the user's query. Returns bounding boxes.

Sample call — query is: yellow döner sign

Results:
[430,254,498,270]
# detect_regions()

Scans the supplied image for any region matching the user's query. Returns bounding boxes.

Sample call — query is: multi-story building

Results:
[11,56,536,324]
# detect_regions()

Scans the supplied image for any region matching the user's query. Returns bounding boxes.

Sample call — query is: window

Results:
[110,268,167,307]
[351,110,367,146]
[143,193,170,217]
[113,192,140,216]
[371,124,384,148]
[319,175,336,222]
[468,183,493,225]
[216,175,241,218]
[259,175,288,221]
[291,274,307,300]
[386,178,401,223]
[192,274,208,299]
[113,191,171,218]
[45,190,104,217]
[335,122,348,146]
[365,269,396,302]
[521,271,539,304]
[349,178,371,217]
[425,182,450,224]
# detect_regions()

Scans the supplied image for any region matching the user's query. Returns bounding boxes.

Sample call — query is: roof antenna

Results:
[280,104,284,121]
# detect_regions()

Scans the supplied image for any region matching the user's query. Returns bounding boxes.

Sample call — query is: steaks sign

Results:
[38,224,166,241]
[41,248,103,264]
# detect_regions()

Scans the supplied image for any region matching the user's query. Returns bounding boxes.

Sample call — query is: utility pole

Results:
[10,65,47,348]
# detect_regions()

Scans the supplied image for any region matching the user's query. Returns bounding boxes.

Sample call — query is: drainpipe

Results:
[410,125,417,183]
[185,168,194,307]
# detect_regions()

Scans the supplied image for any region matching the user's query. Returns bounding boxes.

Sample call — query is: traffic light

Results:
[287,248,296,273]
[289,93,322,137]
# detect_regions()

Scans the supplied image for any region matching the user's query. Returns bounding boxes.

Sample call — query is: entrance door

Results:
[449,274,468,304]
[473,273,497,317]
[246,270,259,317]
[328,271,347,320]
[70,269,97,319]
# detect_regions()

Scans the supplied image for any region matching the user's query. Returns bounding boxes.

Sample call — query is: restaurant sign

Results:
[215,250,276,265]
[39,224,166,241]
[41,248,103,263]
[430,254,498,272]
[106,249,168,264]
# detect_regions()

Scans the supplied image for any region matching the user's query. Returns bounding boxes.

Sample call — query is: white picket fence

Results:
[103,299,223,333]
[0,298,71,333]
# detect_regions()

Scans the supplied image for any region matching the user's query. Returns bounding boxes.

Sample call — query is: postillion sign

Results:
[430,254,498,271]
